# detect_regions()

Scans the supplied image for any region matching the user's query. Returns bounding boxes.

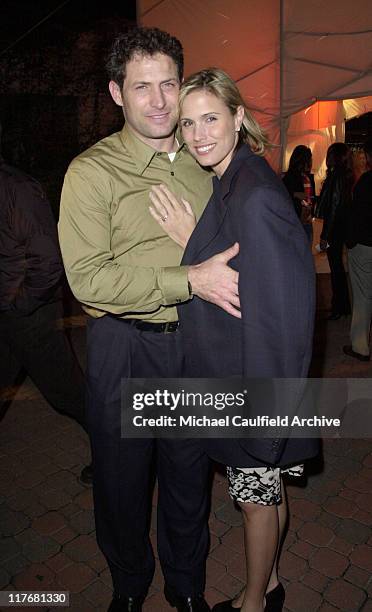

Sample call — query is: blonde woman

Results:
[149,68,318,612]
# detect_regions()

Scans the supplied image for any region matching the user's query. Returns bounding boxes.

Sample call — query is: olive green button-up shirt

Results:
[58,125,212,322]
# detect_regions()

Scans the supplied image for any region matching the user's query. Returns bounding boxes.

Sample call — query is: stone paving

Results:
[1,279,372,611]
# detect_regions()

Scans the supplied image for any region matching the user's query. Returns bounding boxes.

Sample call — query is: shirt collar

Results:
[119,123,185,175]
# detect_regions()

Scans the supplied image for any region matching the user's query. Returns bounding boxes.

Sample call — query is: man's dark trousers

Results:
[86,314,210,598]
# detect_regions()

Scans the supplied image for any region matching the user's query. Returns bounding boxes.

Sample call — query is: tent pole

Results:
[279,0,286,172]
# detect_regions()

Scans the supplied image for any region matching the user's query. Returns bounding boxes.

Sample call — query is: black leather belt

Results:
[108,315,179,334]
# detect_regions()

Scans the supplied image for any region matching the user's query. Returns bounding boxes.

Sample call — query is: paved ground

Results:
[1,268,372,612]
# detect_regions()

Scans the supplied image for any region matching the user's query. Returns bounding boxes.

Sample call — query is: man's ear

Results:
[109,81,124,107]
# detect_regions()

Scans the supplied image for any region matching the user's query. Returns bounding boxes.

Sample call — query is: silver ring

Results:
[161,214,168,222]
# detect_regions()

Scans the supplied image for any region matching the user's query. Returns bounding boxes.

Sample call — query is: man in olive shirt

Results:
[59,28,239,612]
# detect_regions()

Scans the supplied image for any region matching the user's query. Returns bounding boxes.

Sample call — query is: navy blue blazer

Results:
[179,144,319,467]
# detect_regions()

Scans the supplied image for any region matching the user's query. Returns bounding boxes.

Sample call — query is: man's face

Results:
[109,52,180,149]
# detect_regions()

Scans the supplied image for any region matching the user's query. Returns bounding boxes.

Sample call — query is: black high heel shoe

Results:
[211,583,285,612]
[211,601,239,611]
[264,583,285,612]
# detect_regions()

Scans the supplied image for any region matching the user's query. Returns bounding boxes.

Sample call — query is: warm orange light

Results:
[318,101,338,129]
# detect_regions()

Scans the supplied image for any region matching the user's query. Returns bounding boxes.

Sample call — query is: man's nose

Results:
[150,87,166,109]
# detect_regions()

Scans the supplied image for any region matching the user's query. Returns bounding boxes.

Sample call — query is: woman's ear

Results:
[235,105,245,132]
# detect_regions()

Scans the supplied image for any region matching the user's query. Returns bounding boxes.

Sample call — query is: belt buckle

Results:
[164,321,178,334]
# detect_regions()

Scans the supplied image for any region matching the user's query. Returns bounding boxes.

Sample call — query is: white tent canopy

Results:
[138,0,372,180]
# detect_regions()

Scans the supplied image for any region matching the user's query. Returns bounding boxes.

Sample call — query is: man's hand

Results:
[187,243,241,318]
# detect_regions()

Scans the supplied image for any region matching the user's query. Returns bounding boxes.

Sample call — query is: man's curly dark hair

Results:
[106,27,184,89]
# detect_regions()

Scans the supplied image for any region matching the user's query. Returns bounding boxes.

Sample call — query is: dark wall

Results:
[0,94,78,215]
[0,6,135,215]
[345,112,372,147]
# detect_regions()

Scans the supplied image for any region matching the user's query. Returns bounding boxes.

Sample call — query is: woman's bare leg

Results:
[232,479,288,610]
[233,502,279,612]
[266,478,288,592]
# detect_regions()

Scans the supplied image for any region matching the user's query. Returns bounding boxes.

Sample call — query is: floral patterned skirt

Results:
[227,464,304,505]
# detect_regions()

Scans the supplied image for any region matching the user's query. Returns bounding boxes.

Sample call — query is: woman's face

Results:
[180,90,243,177]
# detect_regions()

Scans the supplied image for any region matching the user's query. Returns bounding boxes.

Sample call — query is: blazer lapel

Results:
[182,145,254,265]
[182,177,229,264]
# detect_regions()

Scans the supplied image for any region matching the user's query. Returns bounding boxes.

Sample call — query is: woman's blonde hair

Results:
[179,67,269,156]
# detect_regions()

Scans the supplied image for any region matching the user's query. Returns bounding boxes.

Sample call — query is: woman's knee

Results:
[237,500,277,517]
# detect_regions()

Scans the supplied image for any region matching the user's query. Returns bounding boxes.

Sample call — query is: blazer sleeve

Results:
[238,185,315,378]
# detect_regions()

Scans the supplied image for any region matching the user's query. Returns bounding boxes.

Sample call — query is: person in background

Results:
[343,139,372,361]
[149,67,318,612]
[282,145,315,245]
[0,123,91,484]
[316,142,352,320]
